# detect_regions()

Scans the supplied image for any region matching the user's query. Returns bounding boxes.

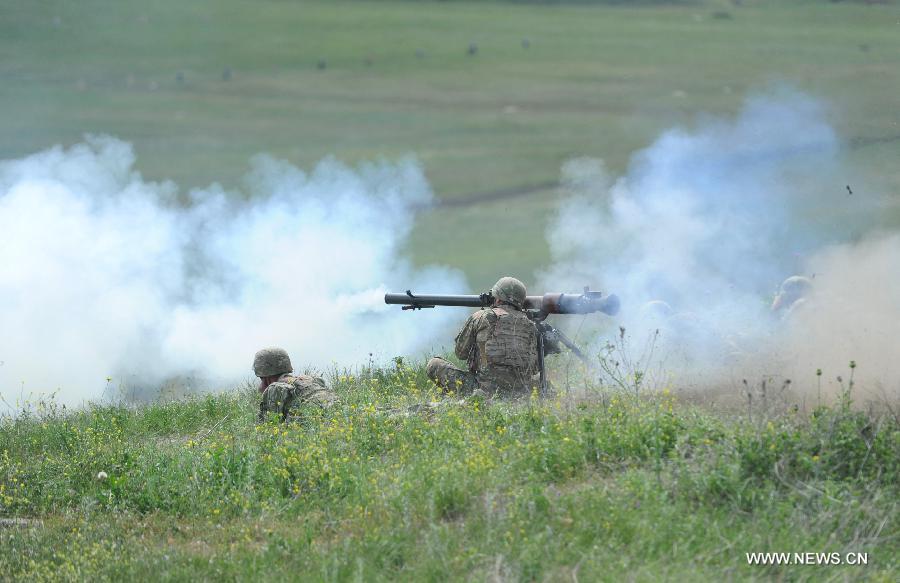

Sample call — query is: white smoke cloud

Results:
[0,136,465,407]
[543,90,899,400]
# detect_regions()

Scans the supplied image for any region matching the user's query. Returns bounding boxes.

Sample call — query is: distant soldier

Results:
[771,275,813,320]
[254,347,336,422]
[426,276,559,397]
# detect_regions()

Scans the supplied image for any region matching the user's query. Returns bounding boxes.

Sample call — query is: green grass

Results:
[1,0,899,285]
[1,363,897,580]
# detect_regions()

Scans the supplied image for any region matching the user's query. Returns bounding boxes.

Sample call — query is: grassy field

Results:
[1,363,897,581]
[1,0,898,286]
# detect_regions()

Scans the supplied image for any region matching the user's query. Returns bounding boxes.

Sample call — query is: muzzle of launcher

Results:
[524,289,621,320]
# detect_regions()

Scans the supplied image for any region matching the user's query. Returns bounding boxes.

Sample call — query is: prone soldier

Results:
[254,347,336,422]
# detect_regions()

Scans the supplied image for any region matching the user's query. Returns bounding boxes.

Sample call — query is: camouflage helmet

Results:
[639,300,674,320]
[253,347,292,377]
[491,276,527,308]
[780,275,813,296]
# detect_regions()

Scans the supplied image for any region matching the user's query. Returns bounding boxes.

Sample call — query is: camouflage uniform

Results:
[427,277,555,397]
[253,347,336,423]
[258,372,335,423]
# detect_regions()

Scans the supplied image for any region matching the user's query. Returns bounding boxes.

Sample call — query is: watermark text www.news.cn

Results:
[746,552,869,566]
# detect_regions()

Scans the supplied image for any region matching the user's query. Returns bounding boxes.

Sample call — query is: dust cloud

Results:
[542,90,899,402]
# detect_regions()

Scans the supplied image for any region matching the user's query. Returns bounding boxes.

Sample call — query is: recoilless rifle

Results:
[384,287,620,393]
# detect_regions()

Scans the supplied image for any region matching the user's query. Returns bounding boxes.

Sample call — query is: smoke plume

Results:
[0,136,465,407]
[543,90,899,401]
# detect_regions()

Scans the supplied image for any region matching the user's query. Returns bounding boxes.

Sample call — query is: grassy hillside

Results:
[1,364,897,580]
[1,0,898,285]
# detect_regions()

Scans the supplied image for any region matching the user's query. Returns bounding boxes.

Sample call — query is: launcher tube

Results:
[383,293,490,308]
[384,290,620,316]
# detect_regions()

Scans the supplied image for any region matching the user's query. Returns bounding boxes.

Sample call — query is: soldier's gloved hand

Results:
[542,328,560,343]
[541,327,563,355]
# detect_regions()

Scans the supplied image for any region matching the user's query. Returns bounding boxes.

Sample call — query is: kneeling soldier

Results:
[426,276,559,398]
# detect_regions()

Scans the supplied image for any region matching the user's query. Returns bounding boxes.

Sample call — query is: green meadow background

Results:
[1,0,898,287]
